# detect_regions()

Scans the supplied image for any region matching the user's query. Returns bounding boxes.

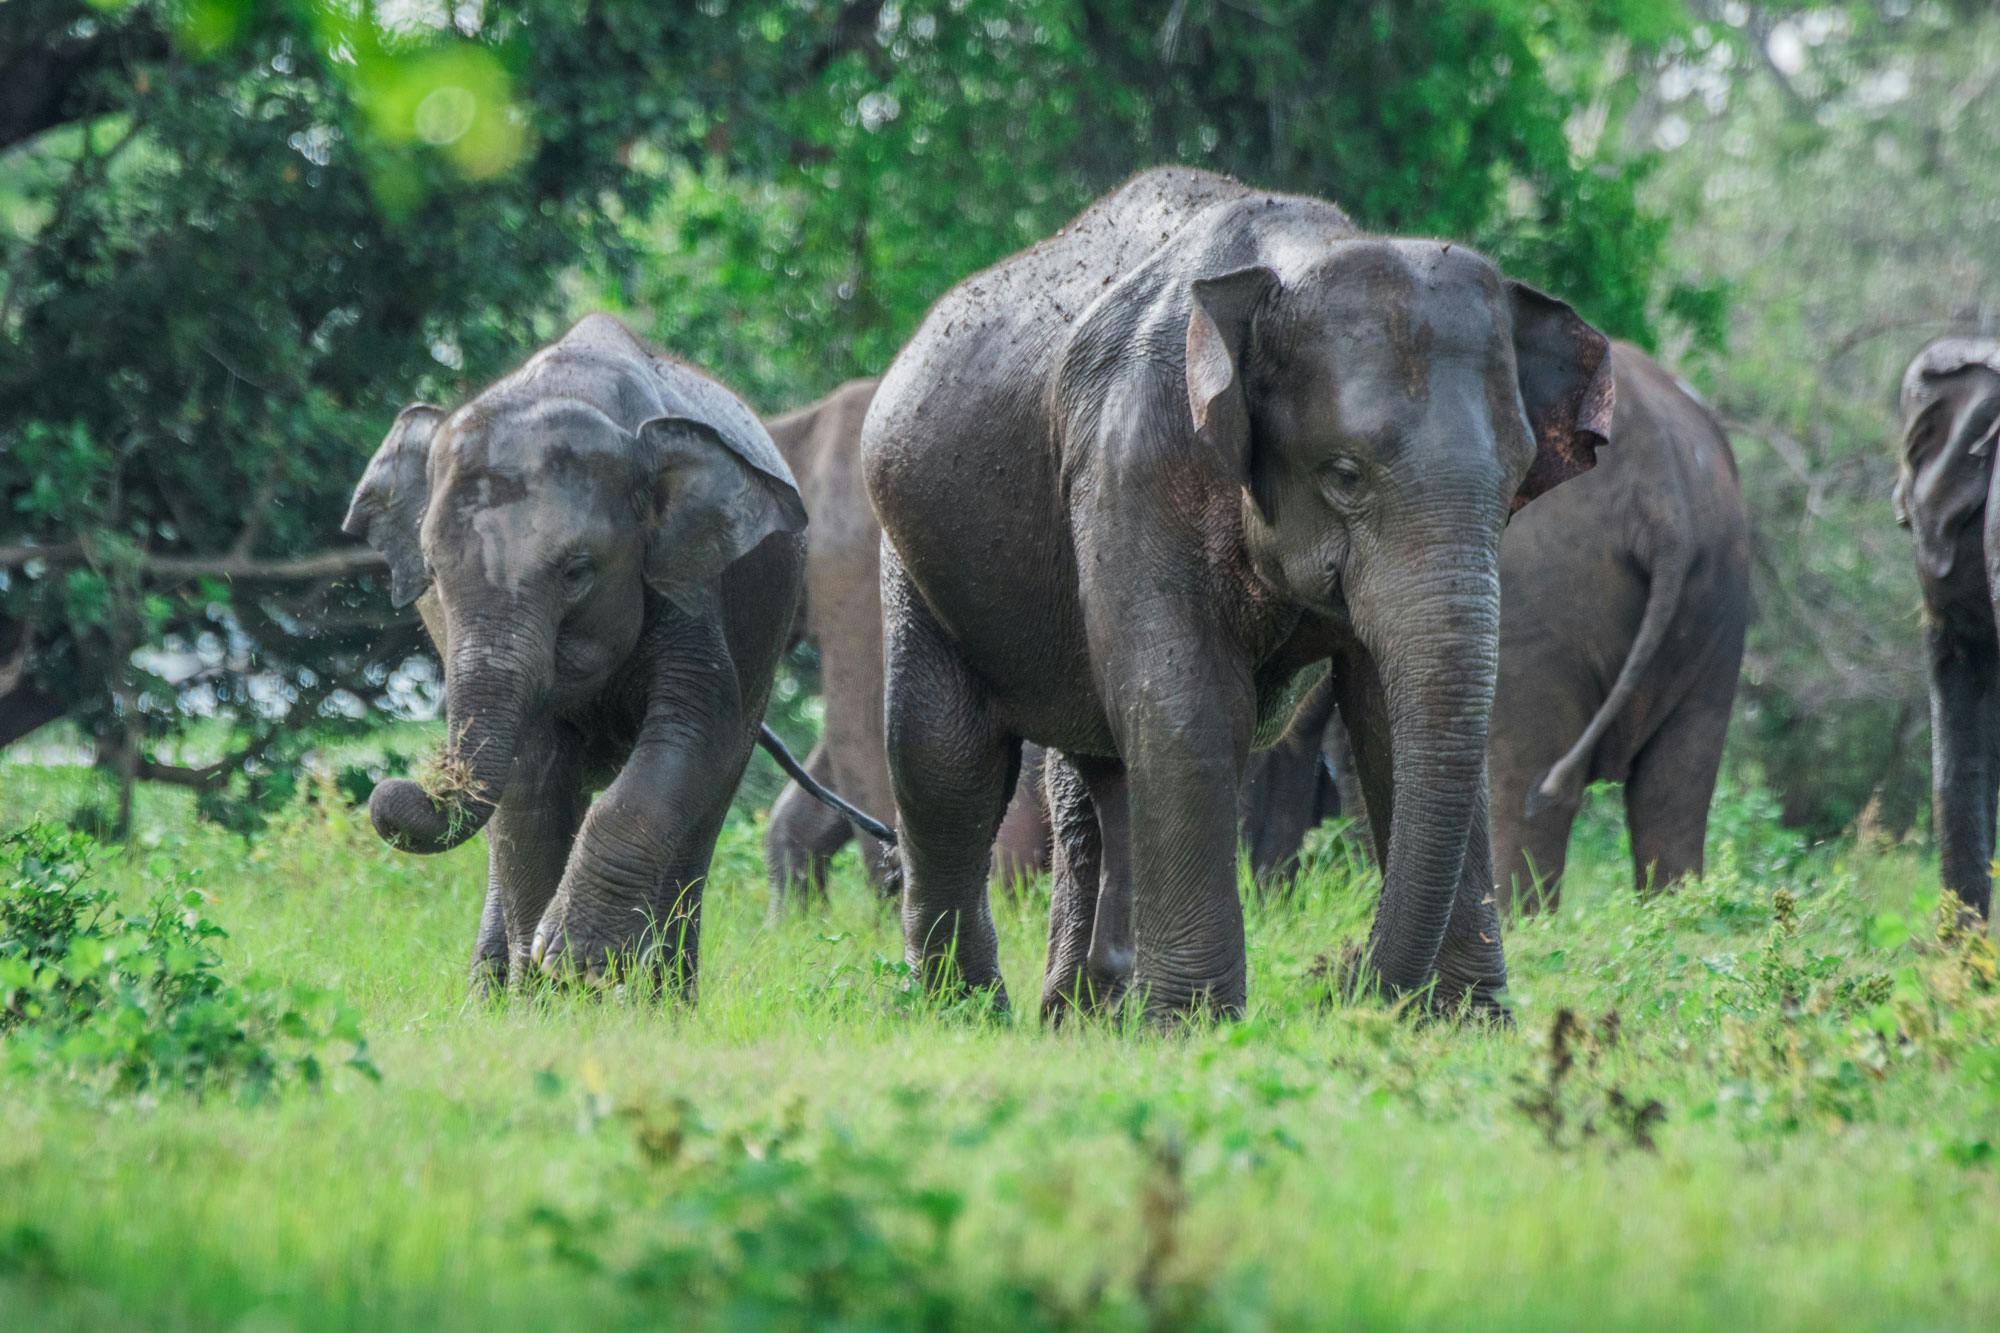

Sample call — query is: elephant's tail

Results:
[1525,548,1690,819]
[758,723,899,845]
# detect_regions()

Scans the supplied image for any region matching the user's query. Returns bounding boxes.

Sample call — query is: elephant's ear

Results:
[638,413,807,615]
[1897,362,2000,581]
[1507,282,1615,512]
[343,404,444,608]
[1187,266,1280,515]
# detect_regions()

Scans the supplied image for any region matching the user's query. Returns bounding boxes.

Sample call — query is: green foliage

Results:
[0,2,1689,822]
[0,819,377,1097]
[1644,3,2000,833]
[522,1092,1116,1330]
[0,0,691,809]
[601,0,1693,411]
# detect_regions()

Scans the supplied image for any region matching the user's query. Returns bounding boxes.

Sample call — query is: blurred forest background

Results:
[0,0,1994,840]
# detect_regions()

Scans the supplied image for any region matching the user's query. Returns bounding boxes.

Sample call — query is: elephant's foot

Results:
[530,891,661,995]
[1310,942,1511,1026]
[467,954,509,1002]
[1130,964,1247,1028]
[907,945,1010,1016]
[1038,960,1130,1027]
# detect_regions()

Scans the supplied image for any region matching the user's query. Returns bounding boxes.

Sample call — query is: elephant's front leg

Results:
[1109,652,1255,1022]
[482,719,584,991]
[533,624,749,998]
[1927,620,1999,920]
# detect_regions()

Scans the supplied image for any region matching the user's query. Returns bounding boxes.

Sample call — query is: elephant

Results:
[761,379,1049,909]
[344,314,814,996]
[860,167,1614,1023]
[1894,335,2000,922]
[1235,344,1750,912]
[1234,674,1349,886]
[1488,342,1750,912]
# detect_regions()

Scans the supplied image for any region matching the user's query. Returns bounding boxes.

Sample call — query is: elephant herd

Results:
[343,166,1992,1023]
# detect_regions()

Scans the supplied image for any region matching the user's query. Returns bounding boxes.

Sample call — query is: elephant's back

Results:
[860,171,1258,747]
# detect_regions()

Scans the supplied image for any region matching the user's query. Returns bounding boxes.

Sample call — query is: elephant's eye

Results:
[1317,457,1366,497]
[560,552,596,601]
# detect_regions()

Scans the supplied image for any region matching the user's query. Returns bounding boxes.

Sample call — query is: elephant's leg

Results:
[1040,753,1102,1019]
[1490,727,1578,915]
[533,619,750,1000]
[483,720,584,991]
[1488,675,1582,917]
[1086,764,1136,999]
[1099,637,1253,1022]
[1241,676,1338,890]
[1926,622,1998,919]
[1324,708,1374,866]
[1493,787,1579,916]
[1623,692,1732,894]
[1040,754,1133,1021]
[469,884,508,998]
[765,741,851,914]
[992,744,1052,891]
[883,552,1016,1004]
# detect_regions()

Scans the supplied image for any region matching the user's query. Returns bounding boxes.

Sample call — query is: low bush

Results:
[0,821,378,1100]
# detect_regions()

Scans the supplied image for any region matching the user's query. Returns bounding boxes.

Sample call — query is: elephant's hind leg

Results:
[469,884,509,997]
[882,550,1016,1006]
[1624,693,1731,894]
[1039,753,1132,1021]
[1491,769,1580,917]
[765,741,852,915]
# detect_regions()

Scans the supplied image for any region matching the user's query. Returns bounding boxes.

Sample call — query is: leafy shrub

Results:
[0,821,378,1099]
[523,1080,1234,1331]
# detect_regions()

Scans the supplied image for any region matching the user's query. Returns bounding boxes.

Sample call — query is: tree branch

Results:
[0,16,171,155]
[0,543,387,581]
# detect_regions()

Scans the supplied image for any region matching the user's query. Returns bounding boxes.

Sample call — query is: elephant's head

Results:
[343,393,804,854]
[1894,337,2000,586]
[1185,240,1612,991]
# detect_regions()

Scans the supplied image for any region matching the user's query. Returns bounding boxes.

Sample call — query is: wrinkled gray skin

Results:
[1490,343,1749,912]
[761,380,1050,908]
[861,168,1614,1022]
[343,315,806,995]
[1894,336,2000,922]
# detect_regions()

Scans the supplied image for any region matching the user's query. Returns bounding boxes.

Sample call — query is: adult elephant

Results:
[761,380,1050,909]
[1241,345,1750,912]
[345,315,810,996]
[861,168,1613,1022]
[1489,342,1750,912]
[1894,336,2000,922]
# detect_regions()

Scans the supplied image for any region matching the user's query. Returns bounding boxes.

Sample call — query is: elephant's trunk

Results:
[367,628,542,855]
[1352,537,1501,996]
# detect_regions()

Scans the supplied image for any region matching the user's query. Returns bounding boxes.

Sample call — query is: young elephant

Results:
[1895,336,2000,921]
[761,380,1050,909]
[343,315,807,995]
[862,168,1613,1022]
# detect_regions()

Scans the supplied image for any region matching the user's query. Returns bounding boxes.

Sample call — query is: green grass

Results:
[1,763,1996,1331]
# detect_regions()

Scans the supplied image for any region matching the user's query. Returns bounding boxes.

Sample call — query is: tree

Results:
[2,0,1691,830]
[1640,3,2000,833]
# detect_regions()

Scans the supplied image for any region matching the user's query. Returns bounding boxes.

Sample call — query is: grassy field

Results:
[0,762,1996,1331]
